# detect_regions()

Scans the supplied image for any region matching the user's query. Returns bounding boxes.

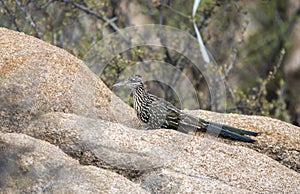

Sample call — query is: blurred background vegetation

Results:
[1,0,300,126]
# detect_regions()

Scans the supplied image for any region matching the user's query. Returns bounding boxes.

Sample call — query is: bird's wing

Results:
[146,96,183,130]
[147,94,257,142]
[148,97,202,134]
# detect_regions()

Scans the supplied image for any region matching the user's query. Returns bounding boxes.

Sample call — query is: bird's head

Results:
[113,75,144,89]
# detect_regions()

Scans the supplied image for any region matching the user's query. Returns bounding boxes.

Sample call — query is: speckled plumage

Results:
[114,75,258,142]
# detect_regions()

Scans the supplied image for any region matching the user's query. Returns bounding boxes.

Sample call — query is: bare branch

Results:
[223,51,237,100]
[40,0,54,9]
[62,0,129,42]
[256,48,285,100]
[162,4,189,19]
[0,0,20,31]
[159,0,163,25]
[64,1,116,31]
[15,0,40,38]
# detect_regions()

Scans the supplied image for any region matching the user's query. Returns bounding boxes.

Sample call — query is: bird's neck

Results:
[132,85,149,113]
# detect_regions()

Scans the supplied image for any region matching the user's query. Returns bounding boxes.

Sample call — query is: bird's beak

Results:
[113,80,128,87]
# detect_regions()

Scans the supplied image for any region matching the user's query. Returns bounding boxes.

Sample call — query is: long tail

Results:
[200,119,259,137]
[204,123,256,143]
[178,114,258,143]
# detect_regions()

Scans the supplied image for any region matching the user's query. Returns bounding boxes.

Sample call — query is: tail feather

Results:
[205,124,256,143]
[179,114,257,143]
[207,121,258,136]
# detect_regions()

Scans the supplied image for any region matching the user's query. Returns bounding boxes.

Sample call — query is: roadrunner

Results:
[114,75,258,143]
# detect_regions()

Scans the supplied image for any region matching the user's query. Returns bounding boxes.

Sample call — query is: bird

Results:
[113,75,258,143]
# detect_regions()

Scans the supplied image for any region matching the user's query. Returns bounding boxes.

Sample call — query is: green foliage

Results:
[225,49,290,122]
[101,47,144,87]
[0,0,296,124]
[0,0,110,58]
[226,77,289,121]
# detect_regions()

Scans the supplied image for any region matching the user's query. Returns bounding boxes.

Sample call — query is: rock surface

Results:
[0,27,138,133]
[185,110,300,173]
[1,28,300,193]
[25,112,187,174]
[0,132,147,193]
[24,112,300,193]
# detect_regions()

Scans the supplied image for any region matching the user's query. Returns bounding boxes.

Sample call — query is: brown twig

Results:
[256,48,285,100]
